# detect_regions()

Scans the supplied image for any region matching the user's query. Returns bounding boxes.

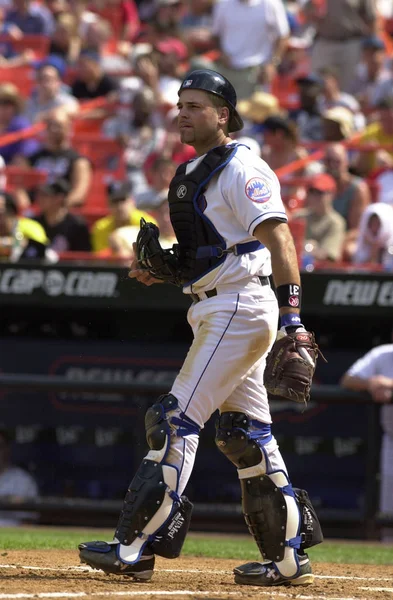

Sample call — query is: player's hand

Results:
[128,243,164,286]
[368,375,393,403]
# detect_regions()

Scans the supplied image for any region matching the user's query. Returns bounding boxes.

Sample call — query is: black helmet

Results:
[178,69,244,133]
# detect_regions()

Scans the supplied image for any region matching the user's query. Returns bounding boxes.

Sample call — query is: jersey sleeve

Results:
[346,347,384,379]
[222,158,288,235]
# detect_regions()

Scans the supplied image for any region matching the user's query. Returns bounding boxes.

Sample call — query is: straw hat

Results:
[0,83,24,114]
[237,91,281,124]
[322,106,355,139]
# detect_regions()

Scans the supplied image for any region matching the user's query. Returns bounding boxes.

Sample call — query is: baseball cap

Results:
[107,180,132,202]
[296,74,323,87]
[154,38,188,62]
[263,115,296,136]
[308,173,336,194]
[35,54,67,79]
[362,36,385,51]
[39,179,70,196]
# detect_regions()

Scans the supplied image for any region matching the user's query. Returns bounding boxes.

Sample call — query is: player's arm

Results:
[340,373,369,391]
[253,219,302,327]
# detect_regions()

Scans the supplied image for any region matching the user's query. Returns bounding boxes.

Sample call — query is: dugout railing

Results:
[0,374,388,539]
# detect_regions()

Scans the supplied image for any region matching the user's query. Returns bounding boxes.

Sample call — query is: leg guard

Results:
[215,412,303,577]
[115,394,198,563]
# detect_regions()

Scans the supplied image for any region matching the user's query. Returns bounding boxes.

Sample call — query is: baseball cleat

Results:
[78,541,155,581]
[234,554,314,587]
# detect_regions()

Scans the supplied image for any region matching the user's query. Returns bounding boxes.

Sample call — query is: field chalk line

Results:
[0,564,392,583]
[0,592,377,600]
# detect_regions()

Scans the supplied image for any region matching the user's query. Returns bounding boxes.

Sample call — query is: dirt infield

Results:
[0,551,392,599]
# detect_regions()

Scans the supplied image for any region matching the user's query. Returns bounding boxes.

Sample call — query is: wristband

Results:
[280,313,302,328]
[276,283,302,309]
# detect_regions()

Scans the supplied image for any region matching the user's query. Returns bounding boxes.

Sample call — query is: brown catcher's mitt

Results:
[264,330,321,404]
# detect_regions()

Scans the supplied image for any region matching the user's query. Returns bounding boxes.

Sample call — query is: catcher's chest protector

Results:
[168,144,238,285]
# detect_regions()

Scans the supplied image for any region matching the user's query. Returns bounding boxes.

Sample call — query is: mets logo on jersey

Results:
[245,178,271,203]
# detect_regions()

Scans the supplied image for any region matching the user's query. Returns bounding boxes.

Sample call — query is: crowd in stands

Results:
[0,0,392,271]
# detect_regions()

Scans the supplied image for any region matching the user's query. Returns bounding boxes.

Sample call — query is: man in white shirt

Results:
[211,0,289,99]
[341,341,393,541]
[0,429,39,526]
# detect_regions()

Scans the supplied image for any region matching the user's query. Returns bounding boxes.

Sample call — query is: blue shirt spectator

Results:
[5,0,46,35]
[0,83,39,164]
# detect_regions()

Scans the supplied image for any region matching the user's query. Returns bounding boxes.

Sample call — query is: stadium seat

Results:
[0,34,50,60]
[0,66,36,97]
[5,165,47,190]
[72,135,126,180]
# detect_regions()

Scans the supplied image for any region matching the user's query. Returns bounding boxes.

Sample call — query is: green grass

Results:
[1,528,392,565]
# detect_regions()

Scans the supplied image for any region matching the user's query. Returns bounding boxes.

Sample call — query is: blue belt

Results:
[196,240,264,259]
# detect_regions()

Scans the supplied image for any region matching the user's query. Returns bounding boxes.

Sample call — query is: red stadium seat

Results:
[5,165,47,190]
[0,34,50,60]
[72,135,126,180]
[0,66,36,97]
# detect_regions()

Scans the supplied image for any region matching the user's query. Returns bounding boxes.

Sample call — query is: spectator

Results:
[321,106,355,142]
[304,0,378,93]
[24,62,79,123]
[180,0,214,52]
[17,108,92,207]
[236,91,281,138]
[260,115,308,173]
[71,50,119,100]
[367,166,393,206]
[211,0,290,100]
[341,339,393,541]
[152,39,188,108]
[292,173,346,261]
[324,143,370,259]
[48,13,81,64]
[0,7,34,67]
[103,86,166,195]
[350,36,392,111]
[150,197,176,248]
[291,75,323,142]
[0,191,48,261]
[149,0,185,38]
[353,203,393,267]
[5,0,47,34]
[91,181,157,253]
[318,66,366,131]
[69,0,98,39]
[34,179,91,252]
[135,156,176,209]
[0,84,38,165]
[356,97,393,176]
[0,428,39,526]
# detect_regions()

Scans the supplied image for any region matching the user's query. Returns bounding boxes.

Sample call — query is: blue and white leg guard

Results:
[215,412,302,578]
[115,394,198,564]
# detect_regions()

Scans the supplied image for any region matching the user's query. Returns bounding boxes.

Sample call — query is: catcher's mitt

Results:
[136,218,181,285]
[264,330,322,405]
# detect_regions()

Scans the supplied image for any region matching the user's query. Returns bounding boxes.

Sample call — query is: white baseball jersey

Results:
[346,344,393,515]
[184,143,288,294]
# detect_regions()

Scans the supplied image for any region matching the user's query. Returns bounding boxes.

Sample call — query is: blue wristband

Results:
[280,313,302,328]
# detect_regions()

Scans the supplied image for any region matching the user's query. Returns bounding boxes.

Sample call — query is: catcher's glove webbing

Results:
[136,218,182,285]
[264,330,324,405]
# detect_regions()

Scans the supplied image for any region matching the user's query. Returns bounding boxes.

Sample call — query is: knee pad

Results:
[215,412,302,575]
[116,394,199,563]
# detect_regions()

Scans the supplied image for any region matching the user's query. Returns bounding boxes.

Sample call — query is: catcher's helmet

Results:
[178,69,244,133]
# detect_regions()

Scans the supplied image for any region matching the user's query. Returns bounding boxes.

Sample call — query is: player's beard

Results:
[179,127,195,145]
